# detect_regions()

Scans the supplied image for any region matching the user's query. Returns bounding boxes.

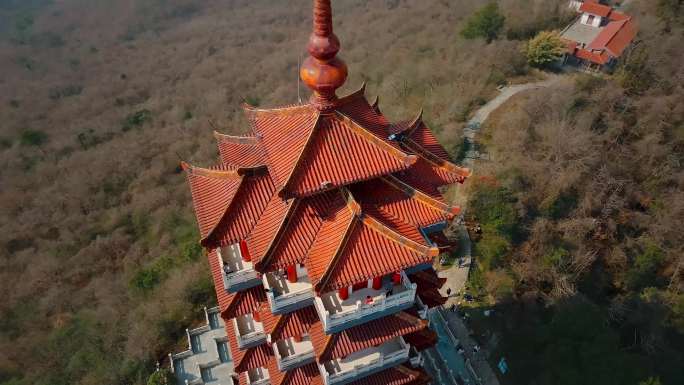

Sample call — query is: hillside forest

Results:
[0,1,682,385]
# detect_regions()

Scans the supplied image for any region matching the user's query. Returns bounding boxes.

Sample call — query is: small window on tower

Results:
[587,15,595,25]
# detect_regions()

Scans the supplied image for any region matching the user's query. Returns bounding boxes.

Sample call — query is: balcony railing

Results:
[320,337,410,385]
[218,244,260,291]
[233,315,267,349]
[314,271,417,332]
[273,337,316,371]
[263,270,314,314]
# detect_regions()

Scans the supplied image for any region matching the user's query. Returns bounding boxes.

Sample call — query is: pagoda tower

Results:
[183,1,470,385]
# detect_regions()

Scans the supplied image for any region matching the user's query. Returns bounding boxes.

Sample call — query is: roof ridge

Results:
[259,198,302,270]
[402,138,471,178]
[213,130,260,144]
[361,210,440,257]
[313,189,361,292]
[334,111,418,166]
[242,102,314,114]
[253,196,297,270]
[381,175,460,217]
[181,161,244,179]
[278,112,324,194]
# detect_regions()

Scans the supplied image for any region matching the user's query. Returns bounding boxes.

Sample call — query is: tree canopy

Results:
[526,30,566,68]
[461,2,505,43]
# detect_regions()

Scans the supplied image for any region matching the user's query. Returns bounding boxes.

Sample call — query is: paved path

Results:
[433,75,561,385]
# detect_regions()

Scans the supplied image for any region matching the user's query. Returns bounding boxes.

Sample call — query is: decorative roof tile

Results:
[214,131,267,168]
[266,360,322,385]
[285,112,416,196]
[310,311,427,362]
[259,304,319,342]
[183,163,244,240]
[221,285,266,319]
[347,365,429,385]
[225,316,272,372]
[206,168,277,248]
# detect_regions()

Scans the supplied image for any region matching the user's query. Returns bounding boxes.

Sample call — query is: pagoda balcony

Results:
[314,271,417,333]
[273,335,316,371]
[262,264,314,314]
[319,336,410,385]
[232,313,267,349]
[245,367,270,385]
[218,243,261,292]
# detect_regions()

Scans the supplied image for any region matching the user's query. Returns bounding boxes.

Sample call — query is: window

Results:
[200,367,213,382]
[217,341,230,363]
[208,312,220,329]
[587,15,595,25]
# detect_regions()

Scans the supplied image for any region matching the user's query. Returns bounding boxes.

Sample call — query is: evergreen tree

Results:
[461,2,505,43]
[526,30,566,68]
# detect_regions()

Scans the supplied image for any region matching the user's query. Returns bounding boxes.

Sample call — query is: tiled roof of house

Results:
[266,360,323,385]
[184,163,277,248]
[350,176,459,228]
[259,304,319,342]
[347,365,429,385]
[310,311,427,362]
[220,285,266,319]
[591,18,637,58]
[580,1,612,17]
[183,163,244,240]
[214,131,267,168]
[225,316,272,372]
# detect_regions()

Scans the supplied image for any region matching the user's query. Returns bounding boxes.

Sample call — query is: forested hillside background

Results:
[0,1,681,385]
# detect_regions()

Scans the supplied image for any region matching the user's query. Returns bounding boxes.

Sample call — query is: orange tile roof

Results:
[604,19,637,57]
[256,191,342,272]
[416,286,447,308]
[580,1,612,17]
[285,112,416,196]
[246,192,295,270]
[214,131,267,168]
[350,175,459,228]
[225,315,272,372]
[315,211,439,293]
[266,360,322,385]
[310,311,427,362]
[259,304,319,342]
[206,167,277,247]
[183,163,244,240]
[347,365,429,385]
[297,189,439,293]
[220,285,266,319]
[246,104,321,190]
[405,120,453,162]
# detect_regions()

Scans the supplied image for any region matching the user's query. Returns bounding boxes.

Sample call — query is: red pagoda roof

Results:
[310,311,427,362]
[259,304,319,342]
[403,328,438,352]
[350,175,459,228]
[266,360,322,385]
[347,365,430,385]
[220,285,266,319]
[225,317,272,372]
[184,163,277,248]
[214,131,267,168]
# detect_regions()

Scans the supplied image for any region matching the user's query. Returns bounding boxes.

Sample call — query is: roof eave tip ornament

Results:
[299,0,348,111]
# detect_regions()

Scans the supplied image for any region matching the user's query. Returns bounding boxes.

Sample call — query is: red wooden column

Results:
[372,276,382,290]
[239,240,251,262]
[287,265,298,283]
[338,286,349,300]
[392,272,402,285]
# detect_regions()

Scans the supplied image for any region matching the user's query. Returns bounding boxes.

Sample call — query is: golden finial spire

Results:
[299,0,348,110]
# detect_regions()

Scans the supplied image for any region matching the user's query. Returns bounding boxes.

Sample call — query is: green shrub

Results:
[122,109,152,131]
[19,129,48,146]
[460,2,505,43]
[627,240,666,290]
[469,183,520,241]
[147,369,175,385]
